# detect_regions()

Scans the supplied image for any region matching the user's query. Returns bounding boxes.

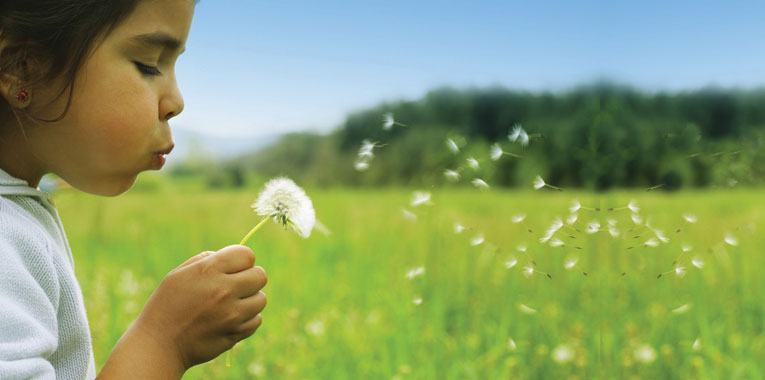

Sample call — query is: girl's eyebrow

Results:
[130,32,185,54]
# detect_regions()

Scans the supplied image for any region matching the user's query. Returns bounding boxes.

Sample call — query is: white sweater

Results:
[0,168,96,380]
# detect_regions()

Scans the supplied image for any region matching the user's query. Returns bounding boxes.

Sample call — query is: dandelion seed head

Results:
[508,124,522,142]
[446,138,460,153]
[358,139,376,159]
[518,128,529,146]
[724,233,738,246]
[252,177,316,238]
[674,265,686,277]
[683,214,697,223]
[453,222,466,234]
[490,143,504,161]
[522,265,534,278]
[552,344,575,364]
[467,157,479,169]
[628,200,640,213]
[472,178,489,190]
[518,303,537,314]
[533,175,546,190]
[443,169,460,181]
[505,257,518,269]
[569,200,581,213]
[586,221,600,234]
[382,112,395,130]
[691,256,704,268]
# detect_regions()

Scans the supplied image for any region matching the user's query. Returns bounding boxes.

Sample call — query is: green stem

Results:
[240,216,270,245]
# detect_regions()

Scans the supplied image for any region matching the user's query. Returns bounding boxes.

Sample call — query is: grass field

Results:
[54,178,764,379]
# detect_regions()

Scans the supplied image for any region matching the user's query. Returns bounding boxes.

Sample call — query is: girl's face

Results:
[8,0,194,196]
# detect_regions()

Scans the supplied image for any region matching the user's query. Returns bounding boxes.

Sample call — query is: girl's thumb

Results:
[178,250,215,268]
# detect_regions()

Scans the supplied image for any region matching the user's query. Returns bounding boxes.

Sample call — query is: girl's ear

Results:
[0,31,32,110]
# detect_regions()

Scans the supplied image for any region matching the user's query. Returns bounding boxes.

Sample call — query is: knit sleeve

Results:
[0,232,60,380]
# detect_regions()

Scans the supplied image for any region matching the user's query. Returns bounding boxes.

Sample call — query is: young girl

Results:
[0,1,267,379]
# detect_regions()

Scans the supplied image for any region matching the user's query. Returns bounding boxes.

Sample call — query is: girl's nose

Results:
[160,75,184,121]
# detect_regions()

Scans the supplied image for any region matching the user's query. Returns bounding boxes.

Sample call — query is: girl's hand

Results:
[134,245,268,370]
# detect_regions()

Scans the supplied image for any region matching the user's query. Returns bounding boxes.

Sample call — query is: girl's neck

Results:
[0,121,45,188]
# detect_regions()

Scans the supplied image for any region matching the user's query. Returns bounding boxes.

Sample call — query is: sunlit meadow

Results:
[55,178,763,379]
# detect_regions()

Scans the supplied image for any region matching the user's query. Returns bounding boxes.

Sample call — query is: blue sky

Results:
[172,0,765,138]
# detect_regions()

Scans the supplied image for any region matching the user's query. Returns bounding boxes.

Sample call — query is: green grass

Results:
[55,181,764,379]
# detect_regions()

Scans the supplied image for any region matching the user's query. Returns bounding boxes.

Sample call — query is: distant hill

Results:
[168,128,279,166]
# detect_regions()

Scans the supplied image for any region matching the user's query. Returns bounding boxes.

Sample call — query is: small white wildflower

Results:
[566,213,578,225]
[692,338,701,351]
[508,338,517,351]
[522,265,534,278]
[453,222,466,234]
[674,265,686,277]
[401,208,417,221]
[412,298,423,305]
[443,169,460,181]
[472,178,489,190]
[569,200,581,213]
[549,238,564,247]
[672,303,691,314]
[533,175,546,190]
[490,143,504,161]
[446,138,460,153]
[405,267,425,280]
[552,344,575,364]
[683,214,697,223]
[691,256,704,269]
[628,200,640,213]
[724,233,738,246]
[467,157,479,169]
[470,234,484,246]
[645,238,659,247]
[585,221,600,234]
[518,303,537,314]
[410,191,433,207]
[564,256,578,269]
[505,256,518,269]
[251,177,316,239]
[633,343,656,364]
[631,213,643,225]
[512,213,526,223]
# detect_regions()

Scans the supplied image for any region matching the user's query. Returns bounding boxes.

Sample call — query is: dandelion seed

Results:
[609,226,620,238]
[472,178,489,190]
[410,191,433,207]
[566,213,578,225]
[446,138,460,153]
[505,257,518,269]
[628,200,640,213]
[585,221,600,234]
[674,265,686,277]
[405,267,425,280]
[533,176,546,190]
[401,208,417,221]
[523,265,534,278]
[466,157,479,169]
[724,233,738,246]
[672,303,691,314]
[470,234,484,246]
[654,229,669,243]
[518,303,537,314]
[512,213,526,223]
[358,139,376,159]
[570,200,582,213]
[508,124,523,142]
[552,344,575,364]
[564,256,578,269]
[353,160,369,171]
[443,169,460,181]
[516,244,527,252]
[683,214,697,223]
[518,128,529,146]
[490,143,504,161]
[645,238,659,247]
[549,218,564,233]
[454,222,466,234]
[691,257,704,268]
[682,244,693,252]
[508,338,517,351]
[382,112,406,130]
[243,177,316,244]
[633,344,656,364]
[692,338,701,351]
[631,213,643,225]
[549,238,564,247]
[305,319,325,336]
[412,298,423,305]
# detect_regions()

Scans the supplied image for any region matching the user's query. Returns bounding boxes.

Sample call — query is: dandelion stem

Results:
[544,183,563,191]
[240,216,271,245]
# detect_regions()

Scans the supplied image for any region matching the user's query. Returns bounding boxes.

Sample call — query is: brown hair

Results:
[0,0,197,122]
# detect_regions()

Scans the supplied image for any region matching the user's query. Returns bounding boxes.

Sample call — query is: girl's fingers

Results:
[213,245,256,274]
[237,291,267,324]
[231,266,268,299]
[233,313,263,339]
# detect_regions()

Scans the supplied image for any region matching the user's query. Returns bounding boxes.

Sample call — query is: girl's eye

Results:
[134,62,162,76]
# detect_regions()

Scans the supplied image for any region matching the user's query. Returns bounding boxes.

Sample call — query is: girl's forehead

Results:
[111,0,194,44]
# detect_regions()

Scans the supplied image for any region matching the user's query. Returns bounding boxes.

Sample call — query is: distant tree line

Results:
[173,82,765,190]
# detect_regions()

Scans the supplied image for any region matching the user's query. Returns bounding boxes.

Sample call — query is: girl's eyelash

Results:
[134,62,162,76]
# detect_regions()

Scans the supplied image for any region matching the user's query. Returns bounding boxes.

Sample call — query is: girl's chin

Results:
[73,174,138,197]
